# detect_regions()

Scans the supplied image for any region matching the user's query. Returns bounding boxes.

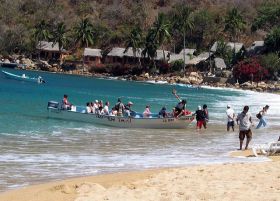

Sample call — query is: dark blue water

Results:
[0,68,279,191]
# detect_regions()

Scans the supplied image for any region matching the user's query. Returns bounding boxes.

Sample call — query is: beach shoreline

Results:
[1,151,280,201]
[11,67,280,95]
[2,68,280,200]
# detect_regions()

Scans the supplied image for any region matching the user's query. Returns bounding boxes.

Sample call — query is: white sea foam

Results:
[146,80,168,84]
[1,76,280,192]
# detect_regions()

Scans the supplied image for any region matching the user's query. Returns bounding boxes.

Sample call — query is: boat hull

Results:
[0,62,18,68]
[2,70,42,83]
[47,107,195,129]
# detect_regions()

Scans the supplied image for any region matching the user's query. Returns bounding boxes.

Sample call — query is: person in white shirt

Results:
[236,106,253,150]
[256,105,269,129]
[226,105,235,131]
[86,102,92,113]
[124,101,134,117]
[103,101,110,115]
[89,102,95,114]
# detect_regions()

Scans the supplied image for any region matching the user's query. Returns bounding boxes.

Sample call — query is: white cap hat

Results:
[128,101,133,105]
[198,105,202,110]
[95,100,98,103]
[227,105,231,108]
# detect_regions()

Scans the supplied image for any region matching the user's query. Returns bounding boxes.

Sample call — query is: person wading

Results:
[236,106,253,150]
[226,105,235,131]
[256,105,269,129]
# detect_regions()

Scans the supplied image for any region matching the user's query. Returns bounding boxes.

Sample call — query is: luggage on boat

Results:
[47,101,59,109]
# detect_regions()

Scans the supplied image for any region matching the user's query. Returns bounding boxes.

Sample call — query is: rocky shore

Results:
[8,57,280,94]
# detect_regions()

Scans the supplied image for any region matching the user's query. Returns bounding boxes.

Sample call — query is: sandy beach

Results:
[1,150,280,201]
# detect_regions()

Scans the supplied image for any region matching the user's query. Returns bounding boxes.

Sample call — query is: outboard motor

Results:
[47,101,59,110]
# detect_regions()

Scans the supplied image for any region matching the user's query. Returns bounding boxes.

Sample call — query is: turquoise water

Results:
[0,68,280,191]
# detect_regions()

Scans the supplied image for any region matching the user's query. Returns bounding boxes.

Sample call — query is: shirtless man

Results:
[172,90,187,118]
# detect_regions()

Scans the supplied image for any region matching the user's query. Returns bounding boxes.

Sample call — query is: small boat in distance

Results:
[47,101,195,129]
[2,70,45,83]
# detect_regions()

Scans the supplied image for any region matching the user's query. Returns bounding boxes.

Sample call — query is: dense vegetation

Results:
[0,0,279,81]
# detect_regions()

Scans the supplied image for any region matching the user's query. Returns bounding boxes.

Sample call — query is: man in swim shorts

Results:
[236,106,253,150]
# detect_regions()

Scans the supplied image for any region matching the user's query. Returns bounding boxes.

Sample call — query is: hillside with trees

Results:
[0,0,279,84]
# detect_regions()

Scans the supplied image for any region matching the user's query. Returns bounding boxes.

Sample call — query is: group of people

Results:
[226,104,270,150]
[112,98,135,117]
[86,100,110,115]
[85,98,135,117]
[62,94,193,119]
[62,94,273,151]
[62,95,135,117]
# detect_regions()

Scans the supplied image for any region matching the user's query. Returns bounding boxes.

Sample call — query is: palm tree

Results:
[73,17,95,48]
[172,6,194,73]
[224,8,246,52]
[265,27,280,52]
[124,27,143,65]
[142,30,159,69]
[142,13,171,70]
[152,13,171,61]
[72,18,95,71]
[51,22,68,63]
[32,20,51,59]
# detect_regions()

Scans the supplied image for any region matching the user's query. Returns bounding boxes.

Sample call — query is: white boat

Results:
[47,101,195,129]
[2,70,45,83]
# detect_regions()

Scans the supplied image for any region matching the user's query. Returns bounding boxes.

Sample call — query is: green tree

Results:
[224,7,245,65]
[72,17,95,71]
[142,13,171,68]
[152,13,171,61]
[260,53,280,79]
[251,2,280,32]
[73,17,95,48]
[51,22,68,61]
[171,5,194,72]
[214,40,234,67]
[192,9,221,49]
[142,29,159,69]
[124,27,143,65]
[265,27,280,52]
[32,20,52,59]
[224,8,246,43]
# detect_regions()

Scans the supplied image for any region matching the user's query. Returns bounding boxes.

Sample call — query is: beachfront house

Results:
[179,48,196,56]
[246,41,265,56]
[154,49,170,63]
[168,53,193,65]
[188,52,214,70]
[83,48,102,66]
[123,47,144,64]
[210,41,246,55]
[214,58,226,70]
[168,50,213,72]
[105,47,126,64]
[105,47,170,67]
[36,41,63,61]
[168,48,196,65]
[105,47,145,65]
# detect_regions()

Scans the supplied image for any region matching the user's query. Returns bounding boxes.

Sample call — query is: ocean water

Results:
[0,68,280,191]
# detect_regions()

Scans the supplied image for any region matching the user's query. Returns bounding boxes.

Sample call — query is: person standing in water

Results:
[202,104,209,129]
[256,105,269,129]
[236,106,253,150]
[226,105,235,131]
[195,106,206,130]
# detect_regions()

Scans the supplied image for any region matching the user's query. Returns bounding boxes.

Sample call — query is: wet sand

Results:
[1,150,280,201]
